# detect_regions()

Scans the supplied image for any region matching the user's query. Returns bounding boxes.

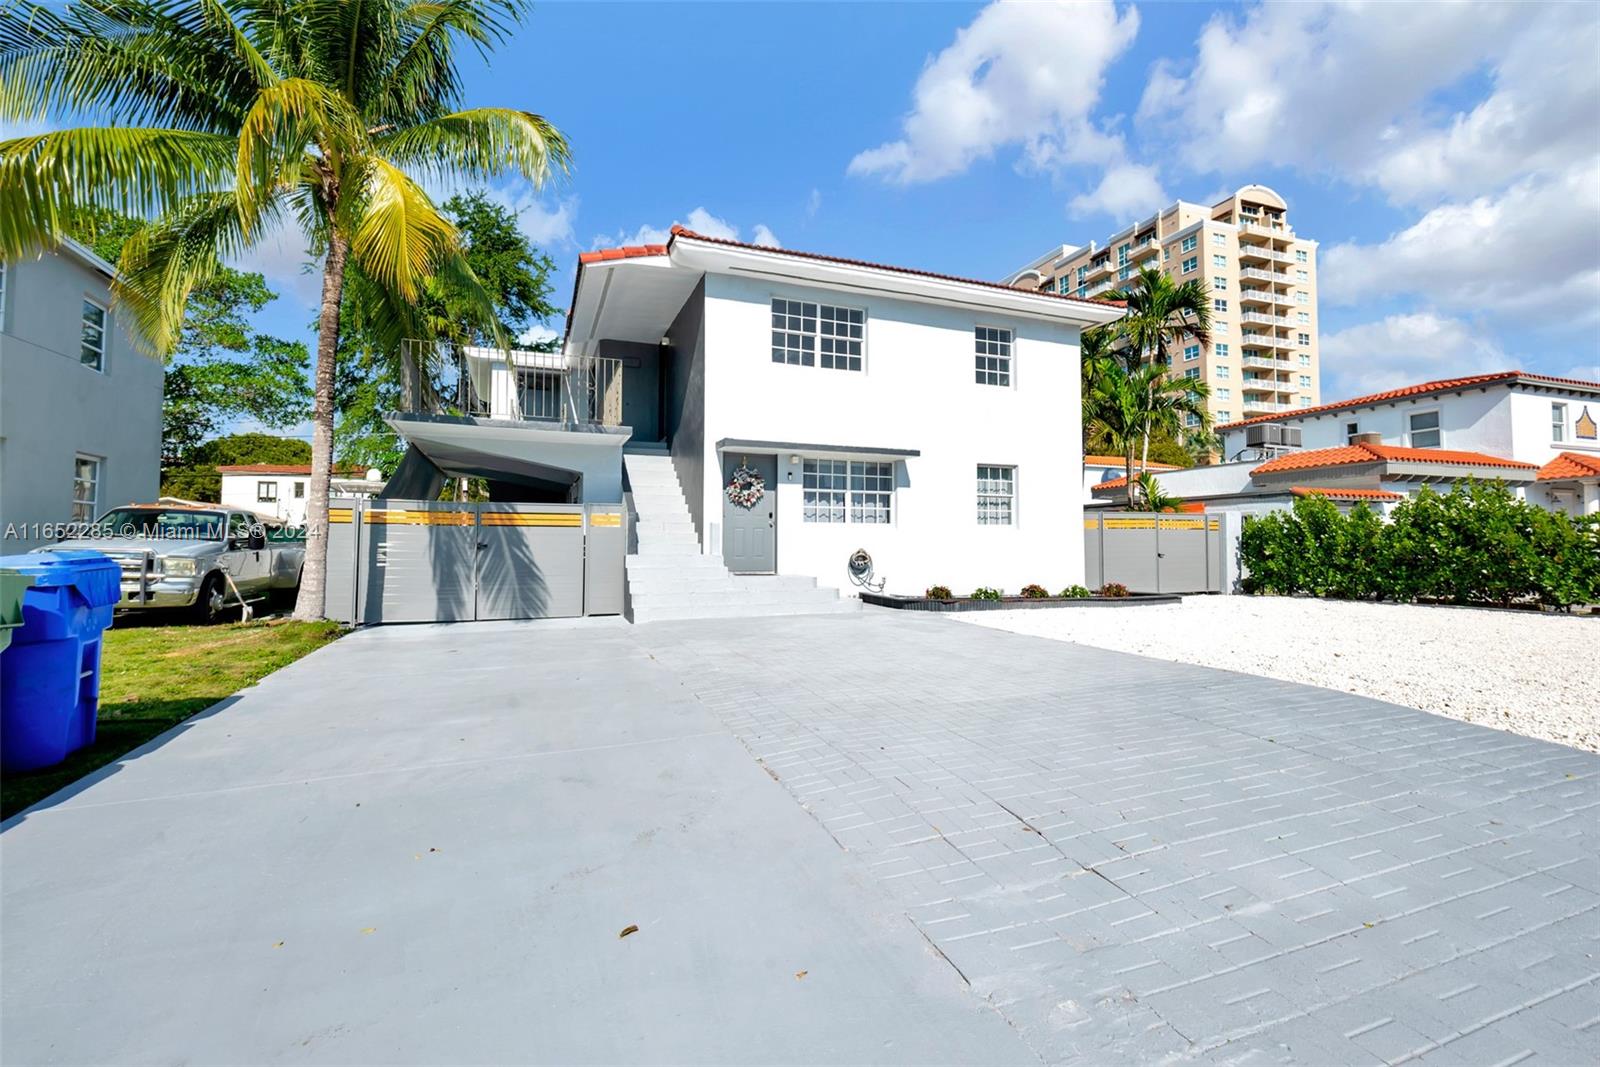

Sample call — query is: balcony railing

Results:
[1237,220,1291,241]
[1241,354,1286,370]
[1241,311,1291,326]
[400,339,624,428]
[1240,267,1288,284]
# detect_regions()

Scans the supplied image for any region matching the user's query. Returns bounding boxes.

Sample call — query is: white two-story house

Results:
[385,226,1123,614]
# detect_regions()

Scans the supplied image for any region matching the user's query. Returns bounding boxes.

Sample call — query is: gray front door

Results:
[722,453,776,574]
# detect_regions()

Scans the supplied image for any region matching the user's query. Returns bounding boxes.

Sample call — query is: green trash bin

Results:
[0,568,34,655]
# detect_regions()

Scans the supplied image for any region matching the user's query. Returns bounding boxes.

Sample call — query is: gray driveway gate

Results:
[325,498,624,624]
[1083,512,1236,594]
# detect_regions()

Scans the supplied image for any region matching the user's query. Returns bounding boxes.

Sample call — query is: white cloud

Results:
[1320,164,1600,320]
[518,323,559,347]
[602,207,779,249]
[848,1,1158,215]
[1320,313,1510,397]
[1137,1,1598,207]
[1068,161,1167,220]
[231,214,322,308]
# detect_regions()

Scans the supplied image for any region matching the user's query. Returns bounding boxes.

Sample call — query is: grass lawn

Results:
[2,618,342,819]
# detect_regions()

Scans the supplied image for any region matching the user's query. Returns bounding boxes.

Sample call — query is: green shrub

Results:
[1059,584,1092,599]
[1020,583,1049,598]
[925,584,953,600]
[1238,479,1600,608]
[1099,582,1130,598]
[970,587,1003,601]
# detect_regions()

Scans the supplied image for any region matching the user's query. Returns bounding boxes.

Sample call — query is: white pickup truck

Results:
[42,503,306,622]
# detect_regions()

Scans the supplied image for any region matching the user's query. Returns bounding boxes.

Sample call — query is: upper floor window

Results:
[1215,343,1230,358]
[1184,367,1201,380]
[1344,421,1361,444]
[1213,276,1227,291]
[1214,298,1228,312]
[1298,332,1311,346]
[1077,265,1088,282]
[81,298,107,371]
[1297,311,1310,323]
[975,326,1012,387]
[1211,232,1227,246]
[1298,374,1312,388]
[1216,387,1231,400]
[1184,344,1201,361]
[1163,247,1171,262]
[257,481,278,503]
[1295,292,1310,304]
[1213,320,1227,335]
[1295,249,1309,263]
[294,481,306,499]
[72,454,100,523]
[1299,396,1312,407]
[1212,253,1227,268]
[1296,269,1309,282]
[1181,256,1198,274]
[1408,410,1441,448]
[1117,245,1129,266]
[1299,354,1312,367]
[771,298,863,371]
[1216,410,1230,422]
[1180,235,1198,253]
[976,465,1015,525]
[803,459,892,524]
[1552,402,1567,442]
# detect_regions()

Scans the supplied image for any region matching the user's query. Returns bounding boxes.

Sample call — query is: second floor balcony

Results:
[400,340,625,429]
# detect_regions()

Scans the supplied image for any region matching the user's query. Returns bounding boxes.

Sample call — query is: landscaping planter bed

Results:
[862,592,1182,612]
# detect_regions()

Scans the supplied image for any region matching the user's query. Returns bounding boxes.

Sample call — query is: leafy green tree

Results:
[335,191,560,474]
[0,0,569,620]
[70,208,311,469]
[161,432,311,502]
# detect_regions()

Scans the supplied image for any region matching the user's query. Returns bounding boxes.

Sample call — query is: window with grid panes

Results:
[802,459,847,522]
[975,326,1012,386]
[771,299,865,371]
[976,465,1014,525]
[849,462,892,524]
[803,459,892,523]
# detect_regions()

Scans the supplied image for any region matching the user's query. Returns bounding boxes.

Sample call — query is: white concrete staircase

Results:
[623,447,859,624]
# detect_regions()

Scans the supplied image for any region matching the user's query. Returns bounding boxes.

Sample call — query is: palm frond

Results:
[0,127,236,257]
[345,155,460,302]
[369,1,521,121]
[0,2,262,130]
[115,189,292,356]
[236,76,363,220]
[377,106,570,184]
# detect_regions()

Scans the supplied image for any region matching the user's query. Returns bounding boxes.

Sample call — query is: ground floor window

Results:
[258,481,278,502]
[72,454,100,522]
[803,459,892,523]
[976,465,1014,525]
[294,481,306,498]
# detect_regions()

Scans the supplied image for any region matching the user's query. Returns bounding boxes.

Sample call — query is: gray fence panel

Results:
[1157,515,1213,593]
[584,505,626,616]
[1100,515,1161,591]
[1083,516,1104,589]
[1085,513,1225,594]
[360,500,476,624]
[474,504,584,620]
[324,497,363,623]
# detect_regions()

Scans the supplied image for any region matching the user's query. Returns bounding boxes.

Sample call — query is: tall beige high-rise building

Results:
[1006,184,1320,428]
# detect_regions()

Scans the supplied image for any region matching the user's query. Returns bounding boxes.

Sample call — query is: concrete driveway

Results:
[3,611,1596,1065]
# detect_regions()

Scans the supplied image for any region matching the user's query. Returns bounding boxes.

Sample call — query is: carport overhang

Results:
[385,413,632,502]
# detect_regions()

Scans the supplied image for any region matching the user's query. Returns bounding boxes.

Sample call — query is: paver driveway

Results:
[3,610,1596,1065]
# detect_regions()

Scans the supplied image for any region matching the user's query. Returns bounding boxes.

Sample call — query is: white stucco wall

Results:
[689,273,1087,596]
[220,474,309,525]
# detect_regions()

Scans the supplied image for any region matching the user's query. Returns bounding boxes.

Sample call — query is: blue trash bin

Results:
[0,551,122,772]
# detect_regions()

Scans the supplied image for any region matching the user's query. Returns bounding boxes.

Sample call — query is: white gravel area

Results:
[955,597,1598,753]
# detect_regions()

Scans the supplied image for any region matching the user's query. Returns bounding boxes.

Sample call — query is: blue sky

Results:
[233,0,1599,419]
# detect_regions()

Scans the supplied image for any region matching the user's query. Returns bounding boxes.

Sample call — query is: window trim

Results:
[1345,420,1361,445]
[1551,402,1567,443]
[976,464,1016,526]
[257,480,279,503]
[80,296,108,373]
[974,323,1014,388]
[1407,408,1442,449]
[72,453,101,523]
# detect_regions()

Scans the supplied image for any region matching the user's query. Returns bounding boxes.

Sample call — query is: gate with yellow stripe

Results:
[1083,512,1235,594]
[325,499,626,624]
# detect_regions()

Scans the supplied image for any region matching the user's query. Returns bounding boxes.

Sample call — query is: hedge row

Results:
[1240,480,1600,608]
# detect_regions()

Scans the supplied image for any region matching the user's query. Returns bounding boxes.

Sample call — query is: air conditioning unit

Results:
[1244,423,1302,449]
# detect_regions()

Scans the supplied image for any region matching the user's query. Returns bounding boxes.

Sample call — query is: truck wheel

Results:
[192,573,229,625]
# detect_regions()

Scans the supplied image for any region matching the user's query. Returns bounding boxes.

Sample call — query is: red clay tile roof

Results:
[1084,455,1180,470]
[1290,486,1404,502]
[666,225,1125,310]
[1217,371,1600,430]
[1537,451,1600,481]
[1251,442,1537,476]
[576,244,667,265]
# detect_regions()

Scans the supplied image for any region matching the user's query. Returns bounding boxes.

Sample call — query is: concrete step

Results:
[629,589,842,609]
[623,440,671,455]
[627,574,820,596]
[631,599,861,624]
[628,541,706,557]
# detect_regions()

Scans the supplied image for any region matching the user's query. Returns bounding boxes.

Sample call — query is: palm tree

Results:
[1107,264,1213,470]
[0,0,568,620]
[1133,472,1182,514]
[1084,360,1210,508]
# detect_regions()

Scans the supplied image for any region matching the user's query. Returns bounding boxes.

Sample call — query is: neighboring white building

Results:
[0,242,163,550]
[1097,371,1600,516]
[1083,454,1180,503]
[388,226,1124,600]
[219,464,385,526]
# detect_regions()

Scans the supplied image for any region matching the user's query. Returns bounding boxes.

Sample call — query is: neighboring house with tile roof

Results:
[385,226,1126,600]
[218,464,384,526]
[1532,451,1600,517]
[1082,454,1180,502]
